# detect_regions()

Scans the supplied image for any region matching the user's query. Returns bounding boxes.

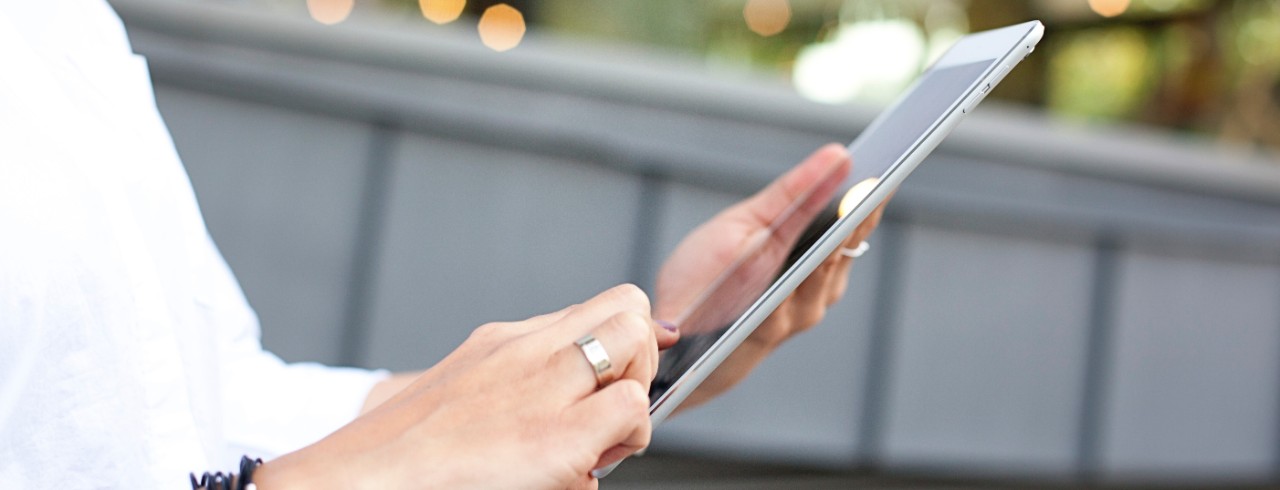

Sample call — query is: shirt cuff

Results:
[220,357,390,466]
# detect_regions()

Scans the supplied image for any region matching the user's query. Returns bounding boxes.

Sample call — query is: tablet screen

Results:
[650,58,995,404]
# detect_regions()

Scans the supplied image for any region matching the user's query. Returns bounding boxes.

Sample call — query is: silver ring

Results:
[574,334,615,387]
[839,241,870,259]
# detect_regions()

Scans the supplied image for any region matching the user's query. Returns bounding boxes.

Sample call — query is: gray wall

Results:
[116,0,1280,484]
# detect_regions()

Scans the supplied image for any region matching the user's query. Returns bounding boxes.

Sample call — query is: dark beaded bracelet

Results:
[190,456,264,490]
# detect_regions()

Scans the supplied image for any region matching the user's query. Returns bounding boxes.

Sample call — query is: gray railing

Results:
[113,0,1280,484]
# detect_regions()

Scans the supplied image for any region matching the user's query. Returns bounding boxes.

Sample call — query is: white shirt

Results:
[0,1,387,487]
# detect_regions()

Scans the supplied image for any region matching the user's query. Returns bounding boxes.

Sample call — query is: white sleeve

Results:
[198,232,388,462]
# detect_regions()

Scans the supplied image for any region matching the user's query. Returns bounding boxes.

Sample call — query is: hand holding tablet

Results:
[596,19,1044,478]
[652,143,862,409]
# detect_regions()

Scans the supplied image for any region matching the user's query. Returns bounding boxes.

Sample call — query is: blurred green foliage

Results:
[350,0,1280,150]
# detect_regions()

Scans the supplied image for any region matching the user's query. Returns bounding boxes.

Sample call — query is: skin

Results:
[257,284,676,490]
[655,143,888,410]
[253,144,887,489]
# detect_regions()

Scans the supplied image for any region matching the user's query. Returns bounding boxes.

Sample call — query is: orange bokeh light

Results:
[307,0,354,25]
[478,4,526,52]
[1088,0,1131,18]
[420,0,466,25]
[744,0,791,37]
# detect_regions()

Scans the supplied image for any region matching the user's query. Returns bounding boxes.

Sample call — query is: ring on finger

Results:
[839,241,870,259]
[574,334,616,387]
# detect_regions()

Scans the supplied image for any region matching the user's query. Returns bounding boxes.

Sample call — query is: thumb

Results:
[740,143,850,228]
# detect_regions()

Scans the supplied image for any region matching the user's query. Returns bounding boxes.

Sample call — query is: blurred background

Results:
[224,0,1280,149]
[113,0,1280,487]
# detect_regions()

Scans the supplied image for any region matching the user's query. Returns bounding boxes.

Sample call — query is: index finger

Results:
[539,284,652,340]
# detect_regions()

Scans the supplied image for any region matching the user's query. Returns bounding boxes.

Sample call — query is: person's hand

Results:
[255,284,678,490]
[655,144,888,410]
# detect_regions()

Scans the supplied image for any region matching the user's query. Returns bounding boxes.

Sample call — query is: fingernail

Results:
[657,320,678,332]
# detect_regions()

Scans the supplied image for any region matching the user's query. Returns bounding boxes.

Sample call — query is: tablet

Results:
[597,20,1043,477]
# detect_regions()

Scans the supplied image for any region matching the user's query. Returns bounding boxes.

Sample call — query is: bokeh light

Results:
[1048,27,1152,120]
[793,19,926,104]
[287,0,1280,152]
[419,0,465,25]
[922,1,968,66]
[478,4,526,52]
[306,0,353,25]
[743,0,791,37]
[1235,10,1280,68]
[1089,0,1132,18]
[838,178,880,218]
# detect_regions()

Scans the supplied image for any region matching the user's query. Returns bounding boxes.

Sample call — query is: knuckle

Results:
[635,422,653,449]
[801,308,826,330]
[612,379,650,415]
[753,324,789,348]
[612,283,651,312]
[613,311,651,339]
[495,334,538,362]
[828,283,848,305]
[632,412,653,448]
[469,322,501,341]
[614,310,650,332]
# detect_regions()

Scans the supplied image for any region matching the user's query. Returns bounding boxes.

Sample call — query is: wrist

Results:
[253,453,335,490]
[254,438,399,490]
[250,459,299,490]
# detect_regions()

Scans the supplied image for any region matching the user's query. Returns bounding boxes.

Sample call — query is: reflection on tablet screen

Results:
[649,161,846,402]
[650,59,995,405]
